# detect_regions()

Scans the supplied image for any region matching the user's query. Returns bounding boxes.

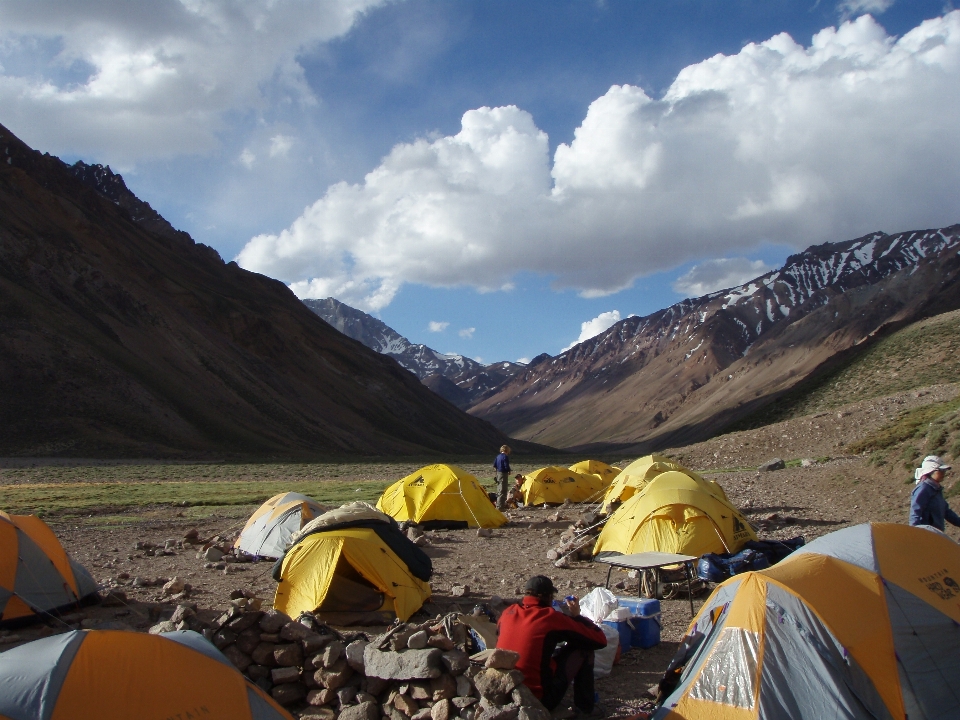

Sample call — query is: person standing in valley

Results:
[910,455,960,530]
[494,445,511,510]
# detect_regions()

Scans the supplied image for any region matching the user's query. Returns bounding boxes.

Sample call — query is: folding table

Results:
[595,552,698,616]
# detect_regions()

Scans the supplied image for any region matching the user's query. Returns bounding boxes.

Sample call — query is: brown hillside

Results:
[470,227,960,451]
[0,124,517,458]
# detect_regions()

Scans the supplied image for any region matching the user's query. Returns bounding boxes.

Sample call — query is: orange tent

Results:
[0,629,292,719]
[654,523,960,720]
[0,511,99,625]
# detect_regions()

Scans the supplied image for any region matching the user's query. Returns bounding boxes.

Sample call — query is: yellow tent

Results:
[274,502,432,622]
[594,470,755,558]
[376,464,507,528]
[655,523,960,720]
[601,454,687,511]
[274,527,432,622]
[521,466,608,506]
[569,460,621,485]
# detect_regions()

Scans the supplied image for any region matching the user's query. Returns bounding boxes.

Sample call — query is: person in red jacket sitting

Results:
[496,575,607,714]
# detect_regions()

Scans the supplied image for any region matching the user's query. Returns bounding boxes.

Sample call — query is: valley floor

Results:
[3,381,959,717]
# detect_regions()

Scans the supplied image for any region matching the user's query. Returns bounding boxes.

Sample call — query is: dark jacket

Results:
[494,453,511,473]
[496,597,606,698]
[910,478,960,530]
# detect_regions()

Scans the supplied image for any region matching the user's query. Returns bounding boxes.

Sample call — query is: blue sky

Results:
[1,0,957,364]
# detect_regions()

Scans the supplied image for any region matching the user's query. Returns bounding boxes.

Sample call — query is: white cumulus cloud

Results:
[458,327,476,339]
[672,258,774,297]
[0,0,388,163]
[562,311,622,352]
[239,12,960,311]
[428,321,449,332]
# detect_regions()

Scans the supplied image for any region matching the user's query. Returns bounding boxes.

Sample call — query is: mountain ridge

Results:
[468,225,960,451]
[304,297,525,407]
[0,123,519,458]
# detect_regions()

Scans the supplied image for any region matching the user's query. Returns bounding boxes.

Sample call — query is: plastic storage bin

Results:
[602,620,632,653]
[616,597,661,648]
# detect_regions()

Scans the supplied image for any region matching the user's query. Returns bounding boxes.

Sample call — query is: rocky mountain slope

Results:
[0,124,516,458]
[469,225,960,451]
[304,297,524,407]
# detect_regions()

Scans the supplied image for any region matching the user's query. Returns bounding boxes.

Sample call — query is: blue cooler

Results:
[617,597,661,648]
[602,617,632,653]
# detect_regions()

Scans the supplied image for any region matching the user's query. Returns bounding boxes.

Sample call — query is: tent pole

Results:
[459,477,482,528]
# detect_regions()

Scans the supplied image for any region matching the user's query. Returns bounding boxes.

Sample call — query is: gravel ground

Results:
[4,383,960,718]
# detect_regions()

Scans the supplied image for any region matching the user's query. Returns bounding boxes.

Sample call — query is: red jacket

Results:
[496,597,607,698]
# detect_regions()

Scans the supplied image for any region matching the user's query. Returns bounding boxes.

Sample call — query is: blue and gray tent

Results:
[655,523,960,719]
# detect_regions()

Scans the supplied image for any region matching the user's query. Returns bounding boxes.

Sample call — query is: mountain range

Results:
[468,225,960,451]
[0,123,517,458]
[6,120,956,458]
[300,226,960,452]
[304,297,525,408]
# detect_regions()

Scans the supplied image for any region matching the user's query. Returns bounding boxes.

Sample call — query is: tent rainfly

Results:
[235,492,327,559]
[568,460,622,485]
[0,629,292,720]
[521,466,608,506]
[376,464,506,528]
[601,454,694,512]
[0,511,99,626]
[654,523,960,720]
[273,502,432,622]
[594,470,755,558]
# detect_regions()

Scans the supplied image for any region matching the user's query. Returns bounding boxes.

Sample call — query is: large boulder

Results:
[472,668,520,704]
[363,647,443,681]
[345,639,369,672]
[339,701,380,720]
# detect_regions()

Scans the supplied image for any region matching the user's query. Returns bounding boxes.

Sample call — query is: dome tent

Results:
[273,502,432,623]
[521,466,608,506]
[654,523,960,720]
[0,511,99,626]
[235,492,327,559]
[0,629,291,720]
[376,464,506,528]
[594,470,755,558]
[568,459,621,485]
[601,454,695,512]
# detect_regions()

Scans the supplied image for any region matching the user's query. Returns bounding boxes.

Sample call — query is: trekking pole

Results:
[554,515,612,564]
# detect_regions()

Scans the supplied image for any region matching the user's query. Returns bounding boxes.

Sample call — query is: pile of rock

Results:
[194,530,259,573]
[545,511,603,568]
[192,606,550,720]
[401,524,432,548]
[99,573,194,603]
[133,539,181,557]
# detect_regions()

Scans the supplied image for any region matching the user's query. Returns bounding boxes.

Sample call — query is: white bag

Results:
[593,623,620,678]
[579,587,618,623]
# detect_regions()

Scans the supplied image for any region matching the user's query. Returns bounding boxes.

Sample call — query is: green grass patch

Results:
[0,456,587,517]
[848,398,960,455]
[0,479,392,516]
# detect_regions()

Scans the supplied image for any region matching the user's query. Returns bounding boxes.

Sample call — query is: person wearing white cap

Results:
[909,455,960,530]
